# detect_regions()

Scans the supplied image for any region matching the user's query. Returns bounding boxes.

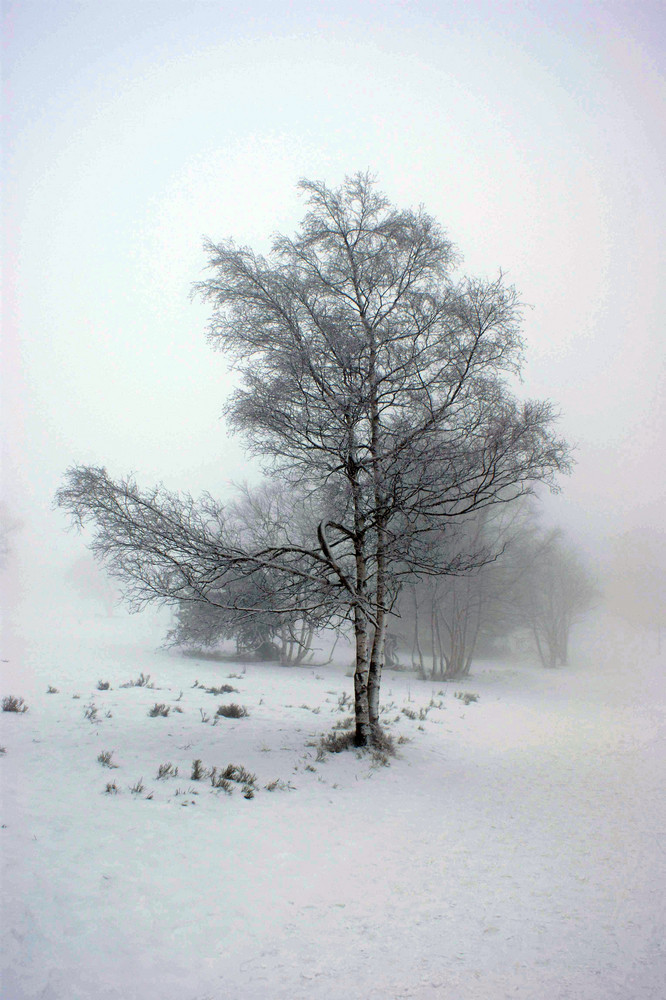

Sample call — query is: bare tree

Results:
[56,173,569,745]
[167,481,328,663]
[509,529,597,667]
[398,511,518,680]
[168,580,318,663]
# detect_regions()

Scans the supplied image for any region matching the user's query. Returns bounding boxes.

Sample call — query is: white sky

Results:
[2,0,665,596]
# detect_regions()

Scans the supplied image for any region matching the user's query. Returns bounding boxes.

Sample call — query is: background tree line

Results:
[167,498,598,678]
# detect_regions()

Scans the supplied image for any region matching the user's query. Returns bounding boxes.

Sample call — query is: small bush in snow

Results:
[156,762,178,779]
[454,691,479,705]
[205,684,238,695]
[148,703,170,717]
[2,696,28,713]
[134,673,155,688]
[0,746,7,755]
[46,686,59,694]
[318,730,355,754]
[401,707,418,720]
[104,781,119,794]
[210,763,257,796]
[371,725,396,757]
[315,724,395,761]
[199,709,210,723]
[129,779,145,794]
[215,703,248,719]
[121,673,155,689]
[190,759,205,780]
[97,750,118,768]
[210,770,234,793]
[333,715,354,730]
[84,703,99,721]
[221,763,256,785]
[97,680,111,691]
[264,779,294,791]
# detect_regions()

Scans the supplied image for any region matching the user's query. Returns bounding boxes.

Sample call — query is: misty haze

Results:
[1,4,664,1000]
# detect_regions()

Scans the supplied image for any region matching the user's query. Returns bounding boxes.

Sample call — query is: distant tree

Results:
[168,583,318,662]
[396,510,522,679]
[56,173,569,745]
[510,528,597,668]
[167,482,326,663]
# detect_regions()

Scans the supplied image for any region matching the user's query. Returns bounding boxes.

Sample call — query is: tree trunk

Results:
[368,608,386,728]
[368,516,388,728]
[293,621,314,665]
[430,595,438,679]
[532,624,547,667]
[368,629,385,728]
[366,341,387,737]
[434,606,445,678]
[353,606,372,746]
[412,587,425,678]
[557,624,569,666]
[351,507,372,745]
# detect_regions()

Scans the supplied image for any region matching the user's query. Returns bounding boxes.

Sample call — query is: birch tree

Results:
[510,528,597,667]
[400,512,515,680]
[167,481,325,663]
[57,173,569,746]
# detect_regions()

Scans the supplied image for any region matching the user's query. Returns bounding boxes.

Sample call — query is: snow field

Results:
[1,612,664,999]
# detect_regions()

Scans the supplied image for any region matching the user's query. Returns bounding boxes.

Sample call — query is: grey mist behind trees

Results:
[56,173,570,746]
[396,510,598,679]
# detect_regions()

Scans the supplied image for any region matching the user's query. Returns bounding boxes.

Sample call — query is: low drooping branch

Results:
[55,466,345,623]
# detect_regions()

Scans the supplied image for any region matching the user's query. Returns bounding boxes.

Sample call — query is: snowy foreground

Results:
[1,610,664,1000]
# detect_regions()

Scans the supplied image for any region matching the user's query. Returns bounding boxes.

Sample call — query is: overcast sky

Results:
[2,0,665,600]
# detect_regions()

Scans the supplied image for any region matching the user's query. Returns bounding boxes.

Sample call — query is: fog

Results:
[2,0,664,625]
[2,10,665,996]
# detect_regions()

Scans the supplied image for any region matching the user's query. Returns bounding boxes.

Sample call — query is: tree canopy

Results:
[57,173,570,745]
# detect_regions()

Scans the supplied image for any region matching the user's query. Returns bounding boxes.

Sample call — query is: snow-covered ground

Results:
[1,606,664,1000]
